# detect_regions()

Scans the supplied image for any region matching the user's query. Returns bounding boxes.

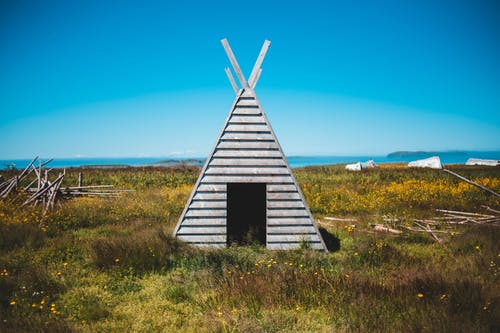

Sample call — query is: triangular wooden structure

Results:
[173,39,327,251]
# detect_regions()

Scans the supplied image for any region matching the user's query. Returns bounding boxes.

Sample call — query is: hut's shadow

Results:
[319,227,341,252]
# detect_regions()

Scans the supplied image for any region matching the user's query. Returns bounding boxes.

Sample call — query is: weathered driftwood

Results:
[443,168,500,198]
[436,209,494,218]
[371,224,402,234]
[413,221,443,243]
[323,217,357,222]
[481,205,500,214]
[0,157,131,211]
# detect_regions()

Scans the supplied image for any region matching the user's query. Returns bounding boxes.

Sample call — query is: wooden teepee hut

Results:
[173,39,327,251]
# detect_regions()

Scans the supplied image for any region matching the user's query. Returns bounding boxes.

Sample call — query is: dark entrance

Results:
[227,183,266,246]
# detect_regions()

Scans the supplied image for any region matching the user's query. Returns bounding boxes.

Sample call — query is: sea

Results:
[1,151,499,170]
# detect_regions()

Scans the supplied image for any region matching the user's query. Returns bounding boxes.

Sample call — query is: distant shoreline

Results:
[1,151,499,170]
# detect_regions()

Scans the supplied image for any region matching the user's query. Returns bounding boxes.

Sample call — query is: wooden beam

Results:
[221,38,248,88]
[443,168,500,198]
[248,40,270,88]
[251,68,263,89]
[224,67,239,94]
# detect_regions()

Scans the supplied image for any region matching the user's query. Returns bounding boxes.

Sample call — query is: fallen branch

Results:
[371,224,402,235]
[436,209,494,218]
[443,168,500,198]
[323,217,357,222]
[413,221,442,243]
[481,205,500,214]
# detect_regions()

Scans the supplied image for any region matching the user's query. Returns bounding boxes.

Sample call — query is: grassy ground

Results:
[0,164,499,332]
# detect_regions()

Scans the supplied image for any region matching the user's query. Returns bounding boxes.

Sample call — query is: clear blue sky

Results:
[1,0,499,159]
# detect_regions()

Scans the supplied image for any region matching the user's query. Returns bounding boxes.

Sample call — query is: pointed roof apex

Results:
[221,38,271,93]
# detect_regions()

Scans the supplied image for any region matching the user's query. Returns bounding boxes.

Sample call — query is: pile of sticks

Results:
[1,156,131,211]
[432,207,500,225]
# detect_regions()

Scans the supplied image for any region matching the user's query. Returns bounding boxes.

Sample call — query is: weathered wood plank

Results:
[232,108,261,116]
[267,234,320,243]
[209,158,284,166]
[224,124,269,132]
[267,218,313,225]
[251,68,263,89]
[267,184,299,192]
[213,150,281,158]
[236,99,258,106]
[178,235,226,243]
[185,209,226,217]
[193,192,226,200]
[196,184,226,192]
[224,67,239,93]
[216,141,278,150]
[241,90,253,98]
[228,116,267,124]
[177,226,226,235]
[267,242,324,250]
[221,39,248,88]
[267,226,317,234]
[181,218,226,226]
[205,167,289,175]
[248,40,270,88]
[202,175,294,184]
[189,201,226,209]
[267,192,301,200]
[267,201,305,209]
[267,209,309,217]
[221,133,274,141]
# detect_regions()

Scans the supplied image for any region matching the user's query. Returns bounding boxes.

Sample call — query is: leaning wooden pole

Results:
[442,168,500,199]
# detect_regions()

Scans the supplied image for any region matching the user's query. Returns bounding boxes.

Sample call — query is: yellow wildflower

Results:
[9,300,16,306]
[417,293,424,298]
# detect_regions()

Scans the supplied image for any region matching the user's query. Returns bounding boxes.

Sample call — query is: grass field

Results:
[0,164,499,332]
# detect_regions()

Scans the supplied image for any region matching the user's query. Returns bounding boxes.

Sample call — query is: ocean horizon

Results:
[1,151,499,170]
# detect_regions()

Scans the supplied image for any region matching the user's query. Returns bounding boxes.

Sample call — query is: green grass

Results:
[0,165,499,332]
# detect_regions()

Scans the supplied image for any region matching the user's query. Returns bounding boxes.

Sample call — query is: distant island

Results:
[153,158,205,166]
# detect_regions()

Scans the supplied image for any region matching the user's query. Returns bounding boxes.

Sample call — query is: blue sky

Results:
[1,0,499,159]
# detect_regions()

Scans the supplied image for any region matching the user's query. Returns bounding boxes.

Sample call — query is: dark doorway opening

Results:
[227,183,266,246]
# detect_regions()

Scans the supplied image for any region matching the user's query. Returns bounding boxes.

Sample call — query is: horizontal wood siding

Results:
[201,175,294,184]
[210,158,285,166]
[177,235,226,243]
[267,234,321,243]
[175,92,326,251]
[216,141,278,149]
[267,200,305,208]
[192,192,226,200]
[268,192,301,200]
[267,217,313,225]
[181,218,226,226]
[205,167,289,175]
[232,107,261,116]
[177,226,226,234]
[221,133,275,141]
[228,116,266,124]
[267,226,317,234]
[213,150,282,158]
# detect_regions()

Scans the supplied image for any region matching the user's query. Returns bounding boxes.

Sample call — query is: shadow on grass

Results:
[319,227,340,252]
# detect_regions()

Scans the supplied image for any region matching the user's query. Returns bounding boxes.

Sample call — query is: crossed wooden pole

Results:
[221,38,271,94]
